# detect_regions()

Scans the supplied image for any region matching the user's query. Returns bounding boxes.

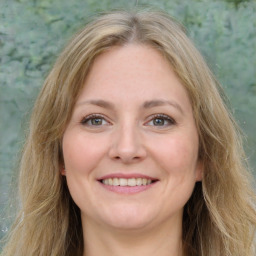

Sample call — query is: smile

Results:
[98,174,159,194]
[101,178,154,186]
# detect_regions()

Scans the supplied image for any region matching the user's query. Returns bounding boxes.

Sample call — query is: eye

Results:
[81,114,109,126]
[145,114,176,127]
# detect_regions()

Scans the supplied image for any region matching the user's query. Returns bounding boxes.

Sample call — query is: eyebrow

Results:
[143,99,184,114]
[77,99,115,109]
[77,99,184,114]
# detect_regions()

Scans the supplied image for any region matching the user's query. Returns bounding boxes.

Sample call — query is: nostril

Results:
[108,138,147,163]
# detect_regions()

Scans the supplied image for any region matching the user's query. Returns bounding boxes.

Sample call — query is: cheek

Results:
[150,133,199,176]
[62,131,108,210]
[62,131,107,173]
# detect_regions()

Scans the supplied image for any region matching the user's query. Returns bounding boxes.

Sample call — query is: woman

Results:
[1,10,256,256]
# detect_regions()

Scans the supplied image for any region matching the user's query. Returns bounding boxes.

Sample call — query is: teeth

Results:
[101,178,153,186]
[103,179,109,185]
[120,178,128,186]
[127,178,136,186]
[113,178,119,186]
[136,178,142,186]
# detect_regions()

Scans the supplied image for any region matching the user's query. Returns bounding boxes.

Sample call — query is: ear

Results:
[195,161,204,181]
[60,165,66,176]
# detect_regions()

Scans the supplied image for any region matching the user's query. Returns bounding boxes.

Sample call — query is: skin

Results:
[62,44,203,256]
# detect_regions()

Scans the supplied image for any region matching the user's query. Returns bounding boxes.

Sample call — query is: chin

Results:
[95,204,155,231]
[106,217,153,231]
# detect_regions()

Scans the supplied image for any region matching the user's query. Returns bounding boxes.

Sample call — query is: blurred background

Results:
[0,0,255,247]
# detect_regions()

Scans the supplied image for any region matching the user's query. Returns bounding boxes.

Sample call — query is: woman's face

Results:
[62,44,202,232]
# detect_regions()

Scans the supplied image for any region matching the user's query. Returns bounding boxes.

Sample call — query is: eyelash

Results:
[80,113,176,127]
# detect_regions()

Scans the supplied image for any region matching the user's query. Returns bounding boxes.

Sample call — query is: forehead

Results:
[76,44,192,113]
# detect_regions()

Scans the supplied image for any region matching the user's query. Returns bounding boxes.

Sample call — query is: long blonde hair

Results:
[1,10,256,256]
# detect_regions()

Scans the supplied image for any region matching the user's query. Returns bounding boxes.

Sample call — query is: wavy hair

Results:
[1,10,256,256]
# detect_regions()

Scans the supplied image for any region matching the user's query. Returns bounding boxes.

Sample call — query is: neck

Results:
[82,216,184,256]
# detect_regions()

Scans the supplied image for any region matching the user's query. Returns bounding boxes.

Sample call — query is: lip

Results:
[98,173,158,180]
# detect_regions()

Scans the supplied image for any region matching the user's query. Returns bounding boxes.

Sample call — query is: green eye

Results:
[90,118,103,125]
[81,115,108,126]
[146,114,176,127]
[153,118,165,126]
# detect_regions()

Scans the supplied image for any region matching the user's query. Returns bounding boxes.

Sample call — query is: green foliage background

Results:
[0,0,256,244]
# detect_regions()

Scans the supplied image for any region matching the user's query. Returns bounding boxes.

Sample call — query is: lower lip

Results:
[99,182,157,194]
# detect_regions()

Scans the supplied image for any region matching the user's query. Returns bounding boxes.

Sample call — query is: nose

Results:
[108,123,147,164]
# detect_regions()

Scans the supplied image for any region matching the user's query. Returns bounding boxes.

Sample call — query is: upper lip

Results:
[98,173,158,180]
